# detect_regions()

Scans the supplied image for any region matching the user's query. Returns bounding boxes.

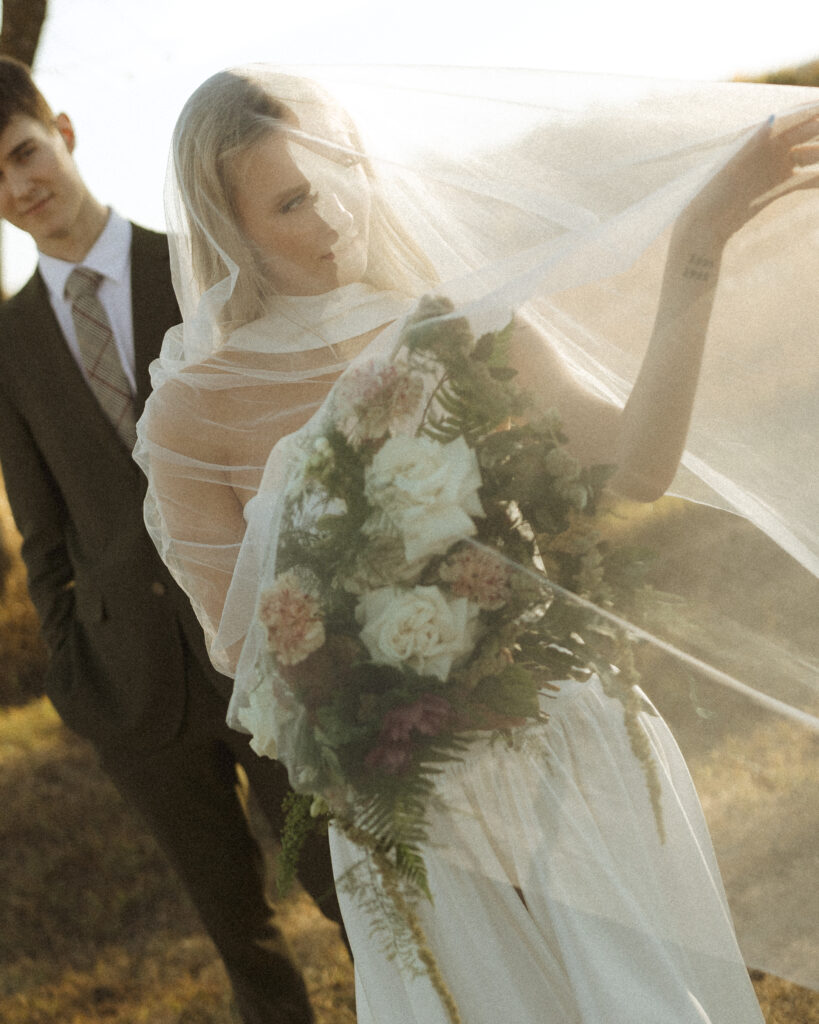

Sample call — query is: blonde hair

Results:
[172,69,436,332]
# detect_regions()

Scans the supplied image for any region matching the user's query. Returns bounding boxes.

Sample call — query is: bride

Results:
[136,67,819,1022]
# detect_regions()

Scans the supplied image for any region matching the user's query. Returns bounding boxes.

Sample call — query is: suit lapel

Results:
[16,273,83,387]
[130,225,178,414]
[5,227,178,450]
[12,273,125,446]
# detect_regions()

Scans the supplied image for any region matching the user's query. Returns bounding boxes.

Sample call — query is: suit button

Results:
[150,581,167,597]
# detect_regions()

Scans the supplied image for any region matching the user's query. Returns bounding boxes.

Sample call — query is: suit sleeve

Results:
[0,385,75,651]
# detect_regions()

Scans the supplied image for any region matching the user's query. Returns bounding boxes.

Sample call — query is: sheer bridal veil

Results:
[136,66,819,989]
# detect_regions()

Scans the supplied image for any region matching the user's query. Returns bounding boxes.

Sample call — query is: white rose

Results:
[356,584,479,682]
[237,684,279,759]
[364,435,484,562]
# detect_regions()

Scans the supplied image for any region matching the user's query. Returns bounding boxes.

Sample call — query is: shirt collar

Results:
[38,209,133,302]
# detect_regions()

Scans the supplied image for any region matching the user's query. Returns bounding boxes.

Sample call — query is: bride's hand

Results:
[680,107,819,247]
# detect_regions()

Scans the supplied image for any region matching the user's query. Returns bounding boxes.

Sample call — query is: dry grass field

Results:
[1,481,817,1023]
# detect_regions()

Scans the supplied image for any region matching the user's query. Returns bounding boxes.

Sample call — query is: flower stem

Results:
[343,823,463,1024]
[416,366,451,436]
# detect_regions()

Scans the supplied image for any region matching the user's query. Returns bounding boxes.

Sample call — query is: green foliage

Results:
[416,318,526,447]
[739,59,819,87]
[471,664,542,719]
[277,791,323,898]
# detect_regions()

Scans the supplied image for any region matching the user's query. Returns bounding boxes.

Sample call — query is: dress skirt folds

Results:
[331,677,765,1024]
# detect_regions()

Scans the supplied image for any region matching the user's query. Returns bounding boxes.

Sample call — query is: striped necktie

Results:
[65,266,137,449]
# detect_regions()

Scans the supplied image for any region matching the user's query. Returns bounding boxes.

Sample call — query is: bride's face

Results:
[230,126,371,296]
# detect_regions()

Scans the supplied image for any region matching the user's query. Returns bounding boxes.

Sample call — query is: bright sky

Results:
[3,0,818,290]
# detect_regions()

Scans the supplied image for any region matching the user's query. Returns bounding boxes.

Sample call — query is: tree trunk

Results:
[0,0,48,67]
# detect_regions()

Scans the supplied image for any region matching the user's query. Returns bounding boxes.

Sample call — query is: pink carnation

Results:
[334,361,424,446]
[439,546,512,610]
[258,571,325,666]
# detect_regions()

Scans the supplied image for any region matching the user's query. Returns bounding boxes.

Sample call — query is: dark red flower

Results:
[382,693,454,743]
[364,740,413,774]
[364,694,456,775]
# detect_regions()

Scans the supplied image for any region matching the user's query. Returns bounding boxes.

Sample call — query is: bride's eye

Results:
[280,190,317,215]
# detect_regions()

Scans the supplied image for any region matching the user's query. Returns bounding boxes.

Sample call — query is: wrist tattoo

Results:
[682,253,715,282]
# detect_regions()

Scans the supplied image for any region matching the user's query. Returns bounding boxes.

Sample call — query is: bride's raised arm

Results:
[509,109,819,502]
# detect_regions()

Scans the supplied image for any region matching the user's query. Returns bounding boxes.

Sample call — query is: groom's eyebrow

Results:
[3,137,36,162]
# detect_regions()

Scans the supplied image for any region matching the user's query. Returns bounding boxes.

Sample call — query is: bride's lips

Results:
[319,234,361,264]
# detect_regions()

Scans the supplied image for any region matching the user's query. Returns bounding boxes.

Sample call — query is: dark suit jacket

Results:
[0,224,229,752]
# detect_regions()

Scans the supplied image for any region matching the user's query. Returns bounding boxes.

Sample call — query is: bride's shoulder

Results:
[144,354,243,457]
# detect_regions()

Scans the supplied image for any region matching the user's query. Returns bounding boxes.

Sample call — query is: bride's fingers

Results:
[770,106,819,141]
[783,167,819,192]
[752,126,819,189]
[695,115,819,232]
[791,142,819,167]
[750,168,819,212]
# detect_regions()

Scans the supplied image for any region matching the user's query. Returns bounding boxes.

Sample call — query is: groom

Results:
[0,57,342,1024]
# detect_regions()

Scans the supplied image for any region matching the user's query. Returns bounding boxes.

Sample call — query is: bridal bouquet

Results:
[242,295,659,990]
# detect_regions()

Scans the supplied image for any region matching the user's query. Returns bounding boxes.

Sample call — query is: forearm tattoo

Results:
[682,253,716,282]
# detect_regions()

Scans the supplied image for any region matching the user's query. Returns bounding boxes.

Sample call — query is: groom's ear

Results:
[53,112,76,154]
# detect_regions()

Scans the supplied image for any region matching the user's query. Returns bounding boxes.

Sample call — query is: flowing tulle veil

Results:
[136,65,819,994]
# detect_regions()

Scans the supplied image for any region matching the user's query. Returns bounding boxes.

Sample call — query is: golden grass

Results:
[0,481,47,707]
[0,697,355,1024]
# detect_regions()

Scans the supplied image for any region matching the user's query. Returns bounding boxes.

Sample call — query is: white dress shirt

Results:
[38,209,136,392]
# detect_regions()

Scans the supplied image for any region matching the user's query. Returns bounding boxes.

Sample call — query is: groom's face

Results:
[0,113,88,252]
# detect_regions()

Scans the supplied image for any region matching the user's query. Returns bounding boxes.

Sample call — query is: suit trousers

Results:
[100,639,344,1024]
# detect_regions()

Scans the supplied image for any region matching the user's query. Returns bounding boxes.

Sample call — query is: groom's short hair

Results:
[0,57,55,136]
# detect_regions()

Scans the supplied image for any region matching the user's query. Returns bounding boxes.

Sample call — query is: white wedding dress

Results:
[331,677,765,1024]
[220,287,768,1024]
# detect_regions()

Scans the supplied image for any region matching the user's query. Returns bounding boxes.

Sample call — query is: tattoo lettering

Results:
[682,254,715,282]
